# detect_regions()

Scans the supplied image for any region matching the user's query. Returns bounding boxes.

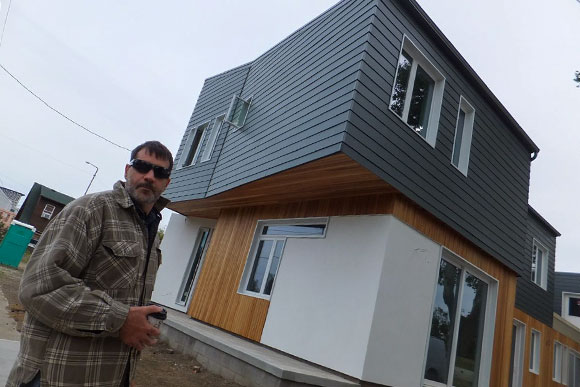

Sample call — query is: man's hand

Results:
[119,305,162,351]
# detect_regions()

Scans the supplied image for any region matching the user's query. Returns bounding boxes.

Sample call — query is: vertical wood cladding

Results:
[188,193,517,387]
[345,0,533,278]
[513,308,580,387]
[515,209,558,326]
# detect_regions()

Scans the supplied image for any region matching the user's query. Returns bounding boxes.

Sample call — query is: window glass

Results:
[407,65,434,137]
[262,224,326,236]
[569,352,575,386]
[200,116,224,162]
[453,273,488,387]
[178,229,211,305]
[264,240,284,295]
[452,110,466,167]
[225,96,252,129]
[247,240,273,293]
[425,259,461,383]
[183,124,207,167]
[569,298,580,317]
[555,342,563,382]
[390,50,413,117]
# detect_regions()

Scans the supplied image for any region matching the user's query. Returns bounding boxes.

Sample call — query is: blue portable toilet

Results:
[0,220,36,268]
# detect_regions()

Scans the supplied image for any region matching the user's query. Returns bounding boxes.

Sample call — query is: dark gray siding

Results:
[554,273,580,317]
[205,0,376,196]
[513,210,557,326]
[343,0,532,275]
[166,64,252,201]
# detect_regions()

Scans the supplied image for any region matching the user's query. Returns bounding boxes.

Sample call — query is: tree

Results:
[575,71,580,87]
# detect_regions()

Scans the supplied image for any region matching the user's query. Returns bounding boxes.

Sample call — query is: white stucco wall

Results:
[362,217,440,386]
[260,215,390,378]
[152,213,216,311]
[260,215,441,385]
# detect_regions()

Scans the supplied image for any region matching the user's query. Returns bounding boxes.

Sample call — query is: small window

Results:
[239,218,327,299]
[554,341,563,382]
[200,116,225,162]
[389,35,445,147]
[451,96,475,175]
[180,122,209,168]
[225,95,252,129]
[530,330,541,374]
[531,239,548,290]
[41,204,56,220]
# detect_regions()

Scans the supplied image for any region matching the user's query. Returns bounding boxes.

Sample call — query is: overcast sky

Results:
[0,1,579,270]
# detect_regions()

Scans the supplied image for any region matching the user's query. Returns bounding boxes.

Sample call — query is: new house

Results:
[152,0,573,385]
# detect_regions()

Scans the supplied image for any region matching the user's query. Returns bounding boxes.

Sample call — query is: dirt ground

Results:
[0,263,241,387]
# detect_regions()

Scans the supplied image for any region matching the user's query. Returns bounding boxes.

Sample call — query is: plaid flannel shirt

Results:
[7,181,168,387]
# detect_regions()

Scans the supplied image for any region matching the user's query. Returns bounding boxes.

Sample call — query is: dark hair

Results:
[131,141,174,171]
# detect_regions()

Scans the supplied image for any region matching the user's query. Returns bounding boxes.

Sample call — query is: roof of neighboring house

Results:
[16,183,75,224]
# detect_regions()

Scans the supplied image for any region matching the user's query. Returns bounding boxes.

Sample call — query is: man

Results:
[7,141,173,387]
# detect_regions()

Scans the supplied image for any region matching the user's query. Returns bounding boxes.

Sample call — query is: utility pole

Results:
[84,161,98,195]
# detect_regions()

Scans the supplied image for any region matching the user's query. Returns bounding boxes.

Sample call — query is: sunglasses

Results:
[129,159,171,179]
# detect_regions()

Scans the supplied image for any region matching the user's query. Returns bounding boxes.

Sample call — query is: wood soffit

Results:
[168,153,397,218]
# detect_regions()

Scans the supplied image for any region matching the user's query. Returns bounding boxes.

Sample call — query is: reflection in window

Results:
[425,255,492,387]
[241,219,327,298]
[531,240,548,289]
[389,36,445,147]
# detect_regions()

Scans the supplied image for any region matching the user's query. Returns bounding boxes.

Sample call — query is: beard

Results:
[126,181,161,208]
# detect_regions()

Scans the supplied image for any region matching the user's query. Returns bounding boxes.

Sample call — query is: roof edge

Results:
[528,205,561,237]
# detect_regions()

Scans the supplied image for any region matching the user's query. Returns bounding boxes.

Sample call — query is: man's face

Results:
[124,149,171,212]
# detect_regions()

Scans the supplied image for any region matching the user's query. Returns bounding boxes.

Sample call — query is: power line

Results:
[0,0,12,49]
[0,63,131,152]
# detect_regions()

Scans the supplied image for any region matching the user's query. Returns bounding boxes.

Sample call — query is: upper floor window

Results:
[424,248,497,387]
[239,218,327,299]
[531,239,548,290]
[180,122,210,168]
[225,95,252,129]
[41,204,56,220]
[451,96,476,176]
[389,35,445,147]
[200,115,225,163]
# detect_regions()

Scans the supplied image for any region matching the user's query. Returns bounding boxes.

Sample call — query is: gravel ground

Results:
[0,263,242,387]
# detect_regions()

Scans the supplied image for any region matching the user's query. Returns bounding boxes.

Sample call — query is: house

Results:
[0,186,24,212]
[152,0,573,385]
[16,182,75,244]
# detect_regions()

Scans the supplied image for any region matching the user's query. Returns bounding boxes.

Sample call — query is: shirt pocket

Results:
[94,241,141,289]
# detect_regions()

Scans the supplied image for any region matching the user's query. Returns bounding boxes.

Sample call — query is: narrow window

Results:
[554,342,563,382]
[180,122,209,168]
[176,228,212,306]
[225,95,252,129]
[200,116,225,162]
[424,249,496,386]
[389,35,445,147]
[530,330,541,374]
[451,97,476,175]
[531,239,548,290]
[41,204,56,220]
[240,219,327,299]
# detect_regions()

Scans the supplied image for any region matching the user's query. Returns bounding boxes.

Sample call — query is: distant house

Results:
[0,209,16,229]
[151,0,573,386]
[16,183,75,243]
[0,186,24,212]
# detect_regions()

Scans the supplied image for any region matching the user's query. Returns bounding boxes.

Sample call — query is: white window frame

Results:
[178,121,209,168]
[422,247,498,387]
[554,341,564,382]
[239,217,328,300]
[529,329,541,374]
[389,34,446,148]
[200,115,225,163]
[562,345,570,386]
[511,319,526,387]
[225,95,253,130]
[40,204,56,220]
[176,227,213,307]
[451,96,475,176]
[531,238,548,290]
